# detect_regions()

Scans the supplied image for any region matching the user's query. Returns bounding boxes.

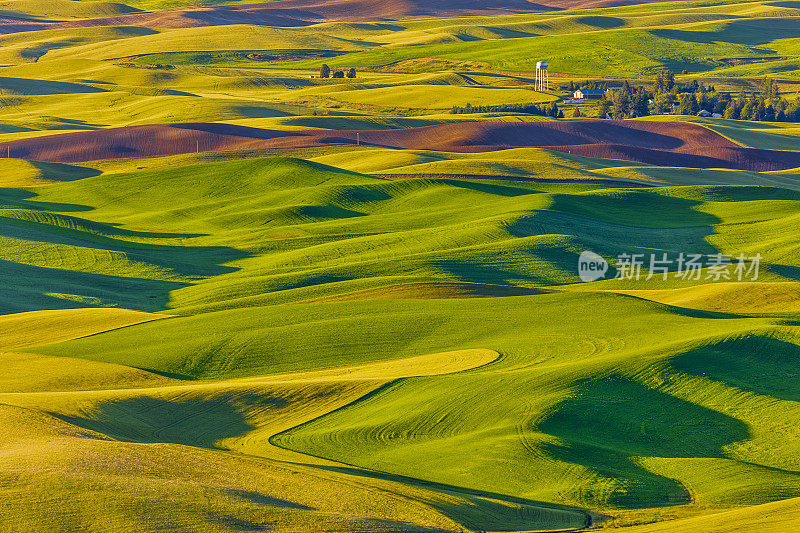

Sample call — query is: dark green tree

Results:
[676,93,698,115]
[652,92,673,114]
[761,78,779,99]
[622,80,633,94]
[632,87,650,116]
[723,100,739,119]
[752,98,766,121]
[597,97,611,118]
[653,70,675,94]
[611,90,631,119]
[740,100,755,120]
[320,64,331,78]
[714,93,730,115]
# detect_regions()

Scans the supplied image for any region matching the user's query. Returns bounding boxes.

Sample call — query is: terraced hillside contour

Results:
[1,0,800,531]
[7,120,800,171]
[0,150,796,532]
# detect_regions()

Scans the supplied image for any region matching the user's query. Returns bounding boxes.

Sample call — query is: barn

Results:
[573,89,605,100]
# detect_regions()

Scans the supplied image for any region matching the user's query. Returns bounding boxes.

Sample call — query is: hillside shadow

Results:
[651,19,800,46]
[19,40,81,62]
[290,463,592,531]
[295,205,366,219]
[233,105,293,118]
[0,213,246,278]
[576,16,625,29]
[0,187,250,311]
[0,76,106,95]
[286,116,439,130]
[433,258,558,286]
[0,188,92,212]
[438,178,541,197]
[0,186,247,257]
[629,167,800,191]
[0,124,34,134]
[0,210,204,239]
[770,264,800,282]
[171,122,300,140]
[0,259,189,313]
[225,489,314,511]
[671,335,800,402]
[1,187,201,237]
[210,516,269,532]
[547,190,720,226]
[432,191,722,286]
[29,161,102,181]
[45,118,108,131]
[650,303,750,320]
[276,274,355,291]
[537,376,749,508]
[689,186,800,202]
[211,512,438,533]
[56,394,286,449]
[491,27,538,38]
[455,33,484,42]
[162,89,198,97]
[507,209,719,256]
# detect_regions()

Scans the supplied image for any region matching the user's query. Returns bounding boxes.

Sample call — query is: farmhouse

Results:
[573,89,605,100]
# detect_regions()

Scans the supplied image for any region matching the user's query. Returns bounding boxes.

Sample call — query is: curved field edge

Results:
[0,403,468,533]
[0,346,595,532]
[616,496,800,532]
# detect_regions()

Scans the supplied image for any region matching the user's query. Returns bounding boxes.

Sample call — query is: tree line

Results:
[451,102,563,117]
[581,73,800,122]
[319,64,356,78]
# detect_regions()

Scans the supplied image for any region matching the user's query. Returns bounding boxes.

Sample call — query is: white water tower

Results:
[535,60,549,92]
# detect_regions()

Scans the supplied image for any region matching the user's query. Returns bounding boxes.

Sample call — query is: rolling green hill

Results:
[0,151,795,531]
[2,0,800,531]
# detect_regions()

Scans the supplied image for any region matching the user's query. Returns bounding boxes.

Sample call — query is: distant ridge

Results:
[0,0,685,33]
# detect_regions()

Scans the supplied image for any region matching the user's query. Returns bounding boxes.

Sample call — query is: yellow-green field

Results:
[2,0,800,531]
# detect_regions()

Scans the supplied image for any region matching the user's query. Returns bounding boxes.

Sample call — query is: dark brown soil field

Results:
[0,124,299,163]
[4,120,799,172]
[341,120,740,152]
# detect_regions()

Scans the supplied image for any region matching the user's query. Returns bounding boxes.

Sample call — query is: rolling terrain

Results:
[0,0,799,531]
[0,0,700,32]
[7,119,800,172]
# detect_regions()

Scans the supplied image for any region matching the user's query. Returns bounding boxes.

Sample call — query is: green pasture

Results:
[2,117,800,533]
[0,0,800,531]
[1,0,800,129]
